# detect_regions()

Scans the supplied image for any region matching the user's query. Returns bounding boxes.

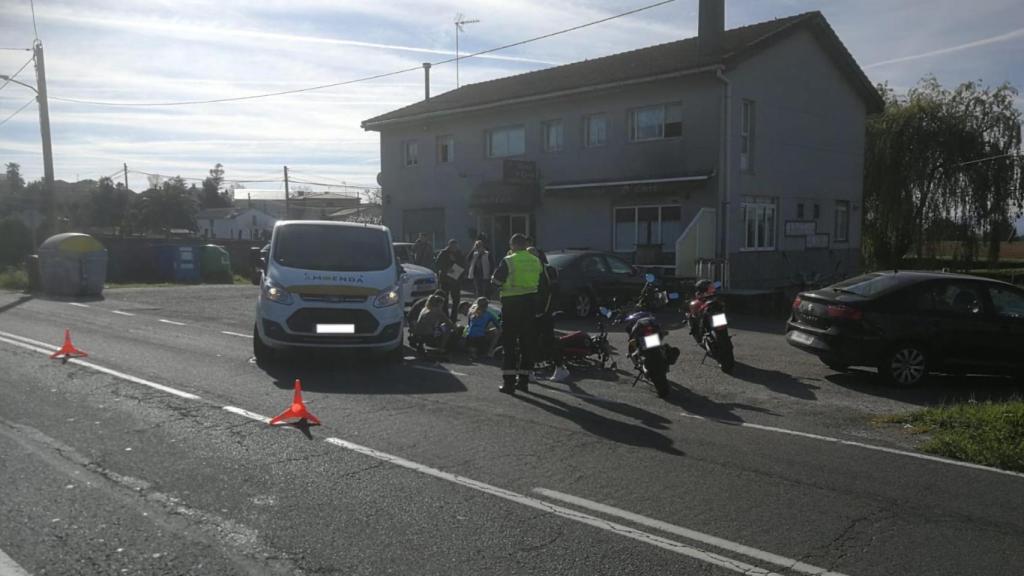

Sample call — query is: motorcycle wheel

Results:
[651,371,670,398]
[718,338,735,374]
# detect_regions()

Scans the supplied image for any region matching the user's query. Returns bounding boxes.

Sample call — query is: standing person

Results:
[413,233,434,268]
[466,240,493,298]
[435,239,466,322]
[525,236,548,265]
[491,233,546,394]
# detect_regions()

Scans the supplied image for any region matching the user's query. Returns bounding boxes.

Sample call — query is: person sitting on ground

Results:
[464,297,502,358]
[413,294,454,353]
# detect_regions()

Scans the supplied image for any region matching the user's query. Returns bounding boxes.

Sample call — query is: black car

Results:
[787,271,1024,386]
[547,250,647,317]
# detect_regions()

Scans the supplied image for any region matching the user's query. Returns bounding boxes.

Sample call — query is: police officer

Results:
[491,233,546,394]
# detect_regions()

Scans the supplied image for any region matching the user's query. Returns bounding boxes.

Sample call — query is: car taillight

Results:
[826,304,863,321]
[792,296,802,311]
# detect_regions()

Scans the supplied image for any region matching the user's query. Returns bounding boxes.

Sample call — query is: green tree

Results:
[0,217,33,266]
[200,163,230,209]
[864,77,1023,268]
[4,163,25,194]
[129,176,198,235]
[90,176,132,231]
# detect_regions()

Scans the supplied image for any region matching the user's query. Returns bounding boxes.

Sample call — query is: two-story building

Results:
[362,1,883,288]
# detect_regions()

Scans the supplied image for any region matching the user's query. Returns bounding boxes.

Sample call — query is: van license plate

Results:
[317,324,355,334]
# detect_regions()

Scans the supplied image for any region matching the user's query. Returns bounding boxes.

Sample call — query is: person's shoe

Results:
[499,377,516,395]
[516,375,529,392]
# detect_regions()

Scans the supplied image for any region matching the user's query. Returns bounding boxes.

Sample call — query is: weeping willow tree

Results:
[864,77,1022,268]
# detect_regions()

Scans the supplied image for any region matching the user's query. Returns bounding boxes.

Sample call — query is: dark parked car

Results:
[786,271,1024,386]
[547,250,647,317]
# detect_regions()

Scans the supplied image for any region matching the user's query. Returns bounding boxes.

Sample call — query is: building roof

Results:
[363,11,882,129]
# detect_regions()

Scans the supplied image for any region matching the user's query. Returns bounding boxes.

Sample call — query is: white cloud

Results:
[864,26,1024,69]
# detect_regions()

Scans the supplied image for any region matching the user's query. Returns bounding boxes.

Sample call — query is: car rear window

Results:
[830,273,904,297]
[547,253,575,269]
[273,225,392,271]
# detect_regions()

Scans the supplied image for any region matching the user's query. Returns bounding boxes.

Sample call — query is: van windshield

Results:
[272,225,392,272]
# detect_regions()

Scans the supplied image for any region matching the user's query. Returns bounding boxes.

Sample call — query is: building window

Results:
[797,203,804,219]
[740,100,755,172]
[584,113,607,148]
[403,140,419,167]
[486,125,525,158]
[813,204,820,219]
[437,135,454,163]
[742,197,777,251]
[835,200,850,242]
[613,205,683,253]
[542,120,563,152]
[629,103,682,141]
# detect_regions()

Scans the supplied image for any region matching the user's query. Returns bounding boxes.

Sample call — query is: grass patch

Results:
[884,399,1024,473]
[0,266,28,291]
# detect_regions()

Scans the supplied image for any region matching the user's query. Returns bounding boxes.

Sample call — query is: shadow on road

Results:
[533,381,673,430]
[826,369,1024,406]
[514,389,685,456]
[0,295,33,315]
[259,349,467,395]
[726,361,820,400]
[663,384,779,423]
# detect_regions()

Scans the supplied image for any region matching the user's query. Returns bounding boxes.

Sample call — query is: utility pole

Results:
[33,40,55,234]
[454,14,479,88]
[283,165,290,220]
[123,163,129,190]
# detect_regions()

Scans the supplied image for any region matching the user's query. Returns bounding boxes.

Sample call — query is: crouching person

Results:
[464,297,501,358]
[412,294,455,355]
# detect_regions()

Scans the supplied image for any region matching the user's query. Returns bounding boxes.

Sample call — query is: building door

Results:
[479,213,530,255]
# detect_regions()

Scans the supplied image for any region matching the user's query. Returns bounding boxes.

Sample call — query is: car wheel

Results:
[253,323,275,367]
[880,344,928,387]
[573,291,594,318]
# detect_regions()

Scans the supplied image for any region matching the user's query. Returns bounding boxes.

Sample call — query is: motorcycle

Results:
[600,273,680,398]
[684,280,735,373]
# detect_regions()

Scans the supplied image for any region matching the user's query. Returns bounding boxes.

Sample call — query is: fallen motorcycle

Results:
[684,280,735,373]
[601,273,680,398]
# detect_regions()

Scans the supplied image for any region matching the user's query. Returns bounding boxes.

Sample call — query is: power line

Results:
[30,0,39,40]
[954,152,1022,168]
[288,178,380,190]
[0,56,34,92]
[45,0,676,108]
[0,98,34,128]
[0,48,32,51]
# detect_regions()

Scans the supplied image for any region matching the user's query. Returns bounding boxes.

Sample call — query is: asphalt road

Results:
[0,285,1022,575]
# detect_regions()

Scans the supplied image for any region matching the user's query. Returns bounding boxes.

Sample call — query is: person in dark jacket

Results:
[467,240,493,298]
[435,239,466,321]
[492,234,548,394]
[412,233,434,268]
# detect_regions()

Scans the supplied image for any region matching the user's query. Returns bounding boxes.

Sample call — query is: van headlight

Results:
[374,285,401,308]
[262,276,293,305]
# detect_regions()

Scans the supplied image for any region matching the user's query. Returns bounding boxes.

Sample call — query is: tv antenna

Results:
[454,13,479,88]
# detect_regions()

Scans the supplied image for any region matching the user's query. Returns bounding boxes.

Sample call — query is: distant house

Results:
[196,207,277,240]
[362,0,883,288]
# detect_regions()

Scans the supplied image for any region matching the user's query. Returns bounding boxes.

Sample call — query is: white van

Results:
[253,221,404,364]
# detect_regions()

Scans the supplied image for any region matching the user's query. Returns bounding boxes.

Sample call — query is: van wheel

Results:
[879,344,928,387]
[253,324,275,367]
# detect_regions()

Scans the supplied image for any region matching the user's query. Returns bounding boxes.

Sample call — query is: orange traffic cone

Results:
[50,329,88,360]
[269,379,320,426]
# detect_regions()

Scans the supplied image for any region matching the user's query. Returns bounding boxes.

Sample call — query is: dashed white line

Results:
[221,331,252,339]
[0,331,200,401]
[678,412,1024,479]
[111,310,135,317]
[158,319,186,326]
[0,545,31,576]
[533,488,849,576]
[323,437,784,575]
[68,302,89,308]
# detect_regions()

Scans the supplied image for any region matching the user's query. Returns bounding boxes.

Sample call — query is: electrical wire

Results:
[0,98,34,128]
[1,56,34,92]
[287,178,380,190]
[30,0,39,40]
[0,48,32,51]
[45,0,676,107]
[954,152,1022,168]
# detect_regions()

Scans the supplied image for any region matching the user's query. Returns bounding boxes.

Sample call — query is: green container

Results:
[198,244,233,283]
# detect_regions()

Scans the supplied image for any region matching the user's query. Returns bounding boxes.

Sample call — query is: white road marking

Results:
[0,331,200,401]
[678,412,1024,480]
[0,545,31,576]
[534,488,849,576]
[158,319,186,326]
[68,302,89,308]
[409,365,468,377]
[323,437,783,575]
[111,310,135,317]
[222,406,270,423]
[221,331,253,339]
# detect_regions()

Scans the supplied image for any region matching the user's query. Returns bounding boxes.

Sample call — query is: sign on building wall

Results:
[502,160,537,184]
[785,220,817,237]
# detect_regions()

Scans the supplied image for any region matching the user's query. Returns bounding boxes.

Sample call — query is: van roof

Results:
[273,220,388,233]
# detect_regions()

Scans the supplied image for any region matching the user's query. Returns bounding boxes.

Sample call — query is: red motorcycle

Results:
[684,280,735,373]
[538,311,615,370]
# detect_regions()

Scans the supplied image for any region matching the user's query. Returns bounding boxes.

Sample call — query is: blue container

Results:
[154,245,201,283]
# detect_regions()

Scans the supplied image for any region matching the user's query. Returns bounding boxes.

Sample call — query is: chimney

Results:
[423,62,431,101]
[698,0,724,56]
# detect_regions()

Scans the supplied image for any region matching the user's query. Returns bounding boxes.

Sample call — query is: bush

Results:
[0,217,32,267]
[0,266,28,291]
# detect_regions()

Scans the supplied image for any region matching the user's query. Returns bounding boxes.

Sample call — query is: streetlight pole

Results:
[454,14,479,88]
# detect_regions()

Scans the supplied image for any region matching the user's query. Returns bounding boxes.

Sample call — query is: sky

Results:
[0,0,1022,207]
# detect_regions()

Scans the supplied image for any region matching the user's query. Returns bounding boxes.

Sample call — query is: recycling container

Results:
[37,233,107,297]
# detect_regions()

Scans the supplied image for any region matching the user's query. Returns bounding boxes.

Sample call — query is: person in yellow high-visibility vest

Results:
[491,233,547,394]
